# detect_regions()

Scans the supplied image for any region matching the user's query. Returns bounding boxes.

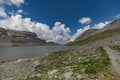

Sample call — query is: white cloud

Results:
[0,0,24,7]
[115,14,120,19]
[8,10,23,16]
[93,21,110,29]
[78,17,91,24]
[10,0,24,7]
[0,7,7,18]
[0,0,4,4]
[0,14,71,44]
[17,10,23,14]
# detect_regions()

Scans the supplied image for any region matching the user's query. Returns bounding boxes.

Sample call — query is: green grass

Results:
[26,46,115,80]
[67,28,120,46]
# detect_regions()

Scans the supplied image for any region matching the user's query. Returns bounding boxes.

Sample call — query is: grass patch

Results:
[67,28,120,46]
[26,46,115,80]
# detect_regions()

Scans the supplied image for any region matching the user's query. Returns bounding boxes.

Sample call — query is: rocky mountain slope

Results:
[67,18,120,46]
[75,18,120,41]
[75,29,99,41]
[0,27,49,46]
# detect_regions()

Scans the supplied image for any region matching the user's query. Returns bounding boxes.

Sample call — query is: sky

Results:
[0,0,120,44]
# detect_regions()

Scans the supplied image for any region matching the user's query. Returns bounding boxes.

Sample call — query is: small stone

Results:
[14,59,24,63]
[77,74,82,79]
[47,69,58,76]
[60,71,73,80]
[30,74,42,78]
[33,60,40,66]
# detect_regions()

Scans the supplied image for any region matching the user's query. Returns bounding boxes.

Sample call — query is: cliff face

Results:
[0,27,46,46]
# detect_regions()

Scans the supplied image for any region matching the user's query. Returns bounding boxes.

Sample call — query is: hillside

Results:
[0,27,47,46]
[67,27,120,46]
[75,18,120,41]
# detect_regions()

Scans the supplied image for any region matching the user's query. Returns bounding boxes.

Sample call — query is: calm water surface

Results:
[0,46,79,62]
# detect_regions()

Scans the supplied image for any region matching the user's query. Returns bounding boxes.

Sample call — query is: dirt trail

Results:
[104,46,120,78]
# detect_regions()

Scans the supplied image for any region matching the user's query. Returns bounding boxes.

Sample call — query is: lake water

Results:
[0,46,79,62]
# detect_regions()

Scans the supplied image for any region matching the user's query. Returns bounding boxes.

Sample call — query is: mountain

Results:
[67,18,120,46]
[75,29,99,41]
[0,27,48,46]
[75,18,120,41]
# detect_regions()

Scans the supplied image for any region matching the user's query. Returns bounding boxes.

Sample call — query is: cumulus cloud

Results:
[0,7,7,18]
[78,17,91,24]
[0,0,4,4]
[0,14,71,44]
[115,14,120,19]
[0,0,24,7]
[93,21,110,29]
[9,0,24,7]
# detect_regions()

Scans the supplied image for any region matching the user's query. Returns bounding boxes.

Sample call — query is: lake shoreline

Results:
[0,46,79,62]
[0,52,49,64]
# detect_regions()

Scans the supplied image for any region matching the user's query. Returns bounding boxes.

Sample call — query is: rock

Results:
[60,71,73,80]
[0,32,3,36]
[30,74,42,78]
[47,69,58,76]
[33,60,43,71]
[14,59,24,63]
[65,66,71,71]
[76,74,83,79]
[33,60,40,66]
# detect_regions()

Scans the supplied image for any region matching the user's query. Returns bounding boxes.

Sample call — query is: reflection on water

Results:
[0,46,79,62]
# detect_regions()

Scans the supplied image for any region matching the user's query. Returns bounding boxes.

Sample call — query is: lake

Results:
[0,46,79,62]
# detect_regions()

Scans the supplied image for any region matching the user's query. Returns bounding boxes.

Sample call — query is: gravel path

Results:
[104,46,120,78]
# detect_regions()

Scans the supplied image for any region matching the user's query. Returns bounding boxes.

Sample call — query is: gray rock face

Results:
[0,27,46,46]
[76,18,120,41]
[102,18,120,31]
[75,29,98,41]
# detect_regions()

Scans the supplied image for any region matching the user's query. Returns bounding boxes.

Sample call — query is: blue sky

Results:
[21,0,120,33]
[0,0,120,44]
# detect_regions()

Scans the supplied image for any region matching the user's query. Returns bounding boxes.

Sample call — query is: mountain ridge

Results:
[75,18,120,41]
[0,27,56,46]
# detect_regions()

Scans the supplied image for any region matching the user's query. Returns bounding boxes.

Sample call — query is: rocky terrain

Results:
[0,27,49,46]
[0,46,116,80]
[105,46,120,79]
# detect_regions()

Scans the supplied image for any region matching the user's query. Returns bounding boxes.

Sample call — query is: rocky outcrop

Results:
[0,27,46,46]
